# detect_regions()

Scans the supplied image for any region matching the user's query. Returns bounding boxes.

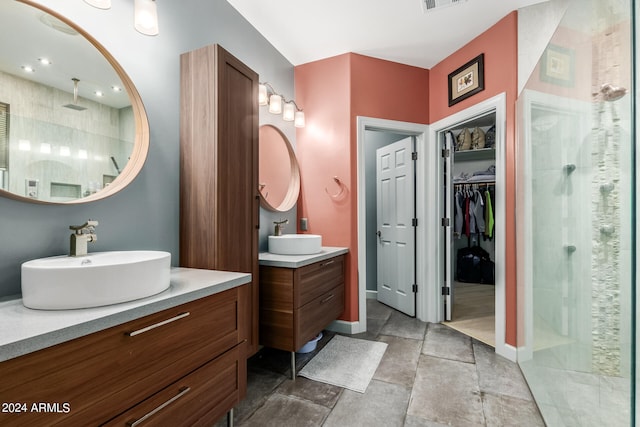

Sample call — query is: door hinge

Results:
[441,148,450,158]
[412,218,418,227]
[441,217,450,227]
[412,151,418,161]
[441,287,450,296]
[412,284,418,293]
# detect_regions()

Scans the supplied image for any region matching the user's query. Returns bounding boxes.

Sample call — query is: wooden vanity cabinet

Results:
[179,44,260,358]
[0,287,247,427]
[260,255,345,352]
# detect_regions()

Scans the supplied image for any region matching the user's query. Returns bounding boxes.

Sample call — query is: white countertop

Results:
[0,268,251,362]
[258,246,348,268]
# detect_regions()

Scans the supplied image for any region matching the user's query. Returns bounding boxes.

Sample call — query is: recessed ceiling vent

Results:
[421,0,468,13]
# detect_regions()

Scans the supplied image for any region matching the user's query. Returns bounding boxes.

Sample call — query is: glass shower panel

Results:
[517,0,634,425]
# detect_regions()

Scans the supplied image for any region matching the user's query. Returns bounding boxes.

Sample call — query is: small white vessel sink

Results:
[268,234,322,255]
[21,251,171,310]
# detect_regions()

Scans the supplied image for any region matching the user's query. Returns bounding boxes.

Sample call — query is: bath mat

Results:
[298,335,387,393]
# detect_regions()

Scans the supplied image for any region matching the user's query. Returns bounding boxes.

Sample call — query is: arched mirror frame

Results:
[259,125,300,212]
[0,0,149,204]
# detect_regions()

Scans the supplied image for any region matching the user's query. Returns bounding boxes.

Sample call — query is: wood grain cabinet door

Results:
[180,44,259,357]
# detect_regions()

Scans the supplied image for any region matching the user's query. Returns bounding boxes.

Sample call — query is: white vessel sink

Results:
[268,234,322,255]
[21,251,171,310]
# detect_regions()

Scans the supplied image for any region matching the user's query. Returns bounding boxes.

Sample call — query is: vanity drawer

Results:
[296,283,344,348]
[296,255,345,307]
[0,288,241,427]
[103,345,244,426]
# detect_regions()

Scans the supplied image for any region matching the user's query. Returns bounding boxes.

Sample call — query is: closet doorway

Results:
[426,93,509,359]
[442,111,497,346]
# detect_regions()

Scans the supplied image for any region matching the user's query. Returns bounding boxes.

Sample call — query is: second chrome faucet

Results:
[273,219,288,236]
[69,220,98,257]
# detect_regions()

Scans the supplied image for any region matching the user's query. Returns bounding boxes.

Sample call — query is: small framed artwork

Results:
[448,53,484,107]
[540,44,574,87]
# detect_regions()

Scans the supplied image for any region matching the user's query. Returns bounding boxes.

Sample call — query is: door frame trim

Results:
[427,92,509,360]
[356,117,429,333]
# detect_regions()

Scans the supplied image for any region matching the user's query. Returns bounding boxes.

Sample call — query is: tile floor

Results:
[220,299,545,427]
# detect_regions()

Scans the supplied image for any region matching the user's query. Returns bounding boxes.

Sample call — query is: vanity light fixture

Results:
[268,94,283,114]
[259,82,306,128]
[283,102,295,121]
[84,0,111,10]
[83,0,159,36]
[134,0,159,36]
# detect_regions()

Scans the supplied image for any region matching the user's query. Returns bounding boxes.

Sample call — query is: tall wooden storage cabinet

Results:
[179,44,259,357]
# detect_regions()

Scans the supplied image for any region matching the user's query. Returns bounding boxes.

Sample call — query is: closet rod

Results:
[453,180,495,186]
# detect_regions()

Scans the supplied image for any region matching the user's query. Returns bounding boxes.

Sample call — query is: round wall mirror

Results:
[258,125,300,212]
[0,0,149,204]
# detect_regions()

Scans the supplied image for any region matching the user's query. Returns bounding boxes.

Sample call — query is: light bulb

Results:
[283,102,295,121]
[258,84,268,106]
[268,94,282,114]
[134,0,159,36]
[294,111,305,128]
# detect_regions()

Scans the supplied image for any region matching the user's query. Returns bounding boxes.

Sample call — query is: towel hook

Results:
[258,183,268,199]
[325,176,345,199]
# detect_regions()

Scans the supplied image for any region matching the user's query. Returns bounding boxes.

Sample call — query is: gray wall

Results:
[0,0,296,297]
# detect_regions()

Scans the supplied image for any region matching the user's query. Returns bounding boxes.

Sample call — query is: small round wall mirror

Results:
[258,125,300,212]
[0,0,149,204]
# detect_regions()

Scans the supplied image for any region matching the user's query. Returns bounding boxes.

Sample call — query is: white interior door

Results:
[376,137,415,316]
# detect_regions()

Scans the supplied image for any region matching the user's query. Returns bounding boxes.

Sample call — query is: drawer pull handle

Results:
[321,260,335,267]
[127,386,191,426]
[126,312,190,337]
[321,294,335,304]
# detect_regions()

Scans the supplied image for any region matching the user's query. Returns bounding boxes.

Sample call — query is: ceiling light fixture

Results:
[83,0,159,36]
[37,58,52,66]
[259,82,305,128]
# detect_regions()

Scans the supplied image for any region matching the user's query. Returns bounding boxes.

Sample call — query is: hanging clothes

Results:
[469,189,485,234]
[484,188,494,240]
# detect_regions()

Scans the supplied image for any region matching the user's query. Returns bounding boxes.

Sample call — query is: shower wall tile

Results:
[0,71,133,200]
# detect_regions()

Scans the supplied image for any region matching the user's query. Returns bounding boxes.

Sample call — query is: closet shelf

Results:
[454,148,495,161]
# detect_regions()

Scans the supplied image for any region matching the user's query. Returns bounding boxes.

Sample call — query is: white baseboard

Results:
[496,342,518,362]
[366,290,378,299]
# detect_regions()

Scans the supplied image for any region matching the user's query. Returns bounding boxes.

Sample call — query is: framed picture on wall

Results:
[448,53,485,106]
[540,44,574,87]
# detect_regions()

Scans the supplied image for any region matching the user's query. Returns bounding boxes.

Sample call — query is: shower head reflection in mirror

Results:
[0,0,149,204]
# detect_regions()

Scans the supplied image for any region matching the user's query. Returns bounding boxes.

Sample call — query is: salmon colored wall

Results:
[429,12,518,345]
[350,54,430,124]
[295,54,429,322]
[295,13,520,343]
[295,55,354,319]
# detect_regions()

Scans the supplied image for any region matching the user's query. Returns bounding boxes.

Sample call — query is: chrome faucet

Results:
[273,219,288,236]
[69,220,98,257]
